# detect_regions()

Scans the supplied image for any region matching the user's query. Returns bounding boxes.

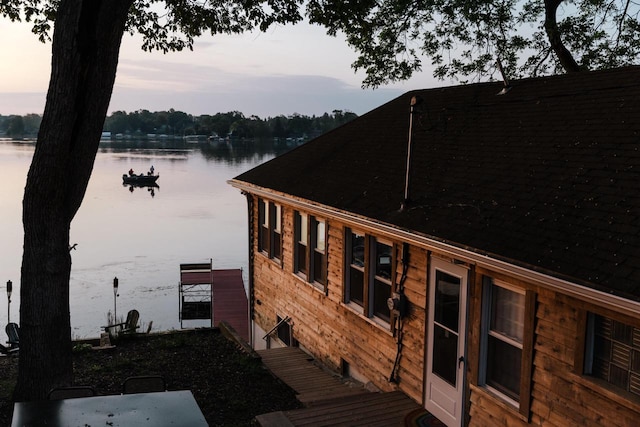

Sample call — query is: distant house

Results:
[229,67,640,426]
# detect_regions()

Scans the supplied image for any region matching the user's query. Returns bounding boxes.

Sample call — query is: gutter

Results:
[228,179,640,318]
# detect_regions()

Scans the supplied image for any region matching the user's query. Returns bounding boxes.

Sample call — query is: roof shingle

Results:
[234,67,640,300]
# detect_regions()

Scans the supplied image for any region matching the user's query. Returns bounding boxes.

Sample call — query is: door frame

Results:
[424,256,468,427]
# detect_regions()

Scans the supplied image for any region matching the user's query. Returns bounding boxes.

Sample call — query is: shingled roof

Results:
[233,67,640,301]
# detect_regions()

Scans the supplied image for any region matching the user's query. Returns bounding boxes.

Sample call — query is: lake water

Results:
[0,138,287,339]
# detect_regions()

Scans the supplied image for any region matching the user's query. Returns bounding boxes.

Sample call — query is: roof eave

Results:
[229,178,640,317]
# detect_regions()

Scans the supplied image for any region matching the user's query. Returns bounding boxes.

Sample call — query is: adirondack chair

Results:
[103,310,140,337]
[0,343,17,355]
[1,323,19,355]
[6,323,19,349]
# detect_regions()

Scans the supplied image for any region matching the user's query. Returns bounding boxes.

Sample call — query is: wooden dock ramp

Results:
[211,269,248,342]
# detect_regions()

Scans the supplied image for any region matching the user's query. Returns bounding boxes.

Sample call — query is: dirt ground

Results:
[0,329,301,426]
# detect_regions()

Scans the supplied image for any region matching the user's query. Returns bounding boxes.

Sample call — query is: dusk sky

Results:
[1,18,443,118]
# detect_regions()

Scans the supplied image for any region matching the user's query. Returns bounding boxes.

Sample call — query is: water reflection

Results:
[1,137,302,338]
[99,137,301,165]
[124,183,158,198]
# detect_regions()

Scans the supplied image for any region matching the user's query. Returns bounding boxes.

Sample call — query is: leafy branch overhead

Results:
[3,0,638,86]
[1,0,304,51]
[306,0,640,86]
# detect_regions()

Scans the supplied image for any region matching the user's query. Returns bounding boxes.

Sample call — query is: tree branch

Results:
[617,0,632,49]
[544,0,582,72]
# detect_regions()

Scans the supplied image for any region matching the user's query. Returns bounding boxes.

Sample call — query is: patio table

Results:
[11,390,208,426]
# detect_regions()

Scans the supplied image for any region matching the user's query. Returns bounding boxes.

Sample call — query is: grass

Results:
[0,329,302,426]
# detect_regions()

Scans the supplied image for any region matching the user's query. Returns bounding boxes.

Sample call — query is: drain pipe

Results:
[401,95,422,211]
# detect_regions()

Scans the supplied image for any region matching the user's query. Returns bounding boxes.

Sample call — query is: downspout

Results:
[244,192,255,348]
[401,95,422,211]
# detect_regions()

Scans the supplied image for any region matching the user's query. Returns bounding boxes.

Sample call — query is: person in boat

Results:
[148,165,155,176]
[129,168,134,176]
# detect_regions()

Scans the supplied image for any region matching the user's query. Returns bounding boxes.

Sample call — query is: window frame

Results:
[345,229,366,310]
[370,238,393,323]
[294,211,308,276]
[293,210,328,292]
[257,198,282,262]
[479,276,535,418]
[579,311,640,398]
[344,228,395,326]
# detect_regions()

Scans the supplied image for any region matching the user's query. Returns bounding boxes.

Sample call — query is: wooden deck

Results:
[211,269,248,342]
[255,347,425,426]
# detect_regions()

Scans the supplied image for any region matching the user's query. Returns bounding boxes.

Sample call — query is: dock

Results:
[212,269,248,342]
[180,264,248,342]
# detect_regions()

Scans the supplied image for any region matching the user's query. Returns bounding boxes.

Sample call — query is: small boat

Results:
[122,174,159,185]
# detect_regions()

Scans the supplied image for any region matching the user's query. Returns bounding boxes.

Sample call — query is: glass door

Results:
[425,257,468,426]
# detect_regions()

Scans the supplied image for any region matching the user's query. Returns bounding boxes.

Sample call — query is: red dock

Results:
[180,264,249,342]
[212,269,249,342]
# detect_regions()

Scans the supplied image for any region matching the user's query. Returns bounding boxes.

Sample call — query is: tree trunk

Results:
[544,0,582,72]
[15,0,133,401]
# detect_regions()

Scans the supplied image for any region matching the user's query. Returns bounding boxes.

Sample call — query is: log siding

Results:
[247,193,640,426]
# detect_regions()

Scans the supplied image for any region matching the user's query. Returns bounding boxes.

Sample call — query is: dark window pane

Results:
[295,212,308,274]
[350,267,364,306]
[373,278,391,322]
[313,249,326,284]
[259,225,268,252]
[613,321,633,345]
[434,271,460,333]
[632,350,640,373]
[432,324,458,386]
[487,335,521,400]
[594,335,611,360]
[273,231,281,259]
[610,364,629,389]
[297,242,307,274]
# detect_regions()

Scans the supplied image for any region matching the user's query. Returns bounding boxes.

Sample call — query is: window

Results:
[584,314,640,397]
[294,211,327,288]
[480,277,534,415]
[276,315,296,346]
[346,230,365,307]
[258,198,281,260]
[344,229,393,323]
[312,218,327,284]
[295,212,308,275]
[372,240,392,322]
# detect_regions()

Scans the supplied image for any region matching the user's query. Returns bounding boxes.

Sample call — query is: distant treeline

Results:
[0,109,358,140]
[0,114,42,138]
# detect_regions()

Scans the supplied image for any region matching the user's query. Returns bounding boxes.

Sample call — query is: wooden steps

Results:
[258,347,369,404]
[284,391,422,426]
[255,347,423,426]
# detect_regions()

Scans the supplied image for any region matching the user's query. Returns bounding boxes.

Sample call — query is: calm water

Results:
[0,138,286,338]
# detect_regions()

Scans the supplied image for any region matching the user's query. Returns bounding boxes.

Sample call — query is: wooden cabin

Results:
[228,67,640,426]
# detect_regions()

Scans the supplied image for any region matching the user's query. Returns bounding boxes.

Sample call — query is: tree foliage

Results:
[0,0,303,402]
[2,0,303,47]
[102,109,357,138]
[307,0,640,86]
